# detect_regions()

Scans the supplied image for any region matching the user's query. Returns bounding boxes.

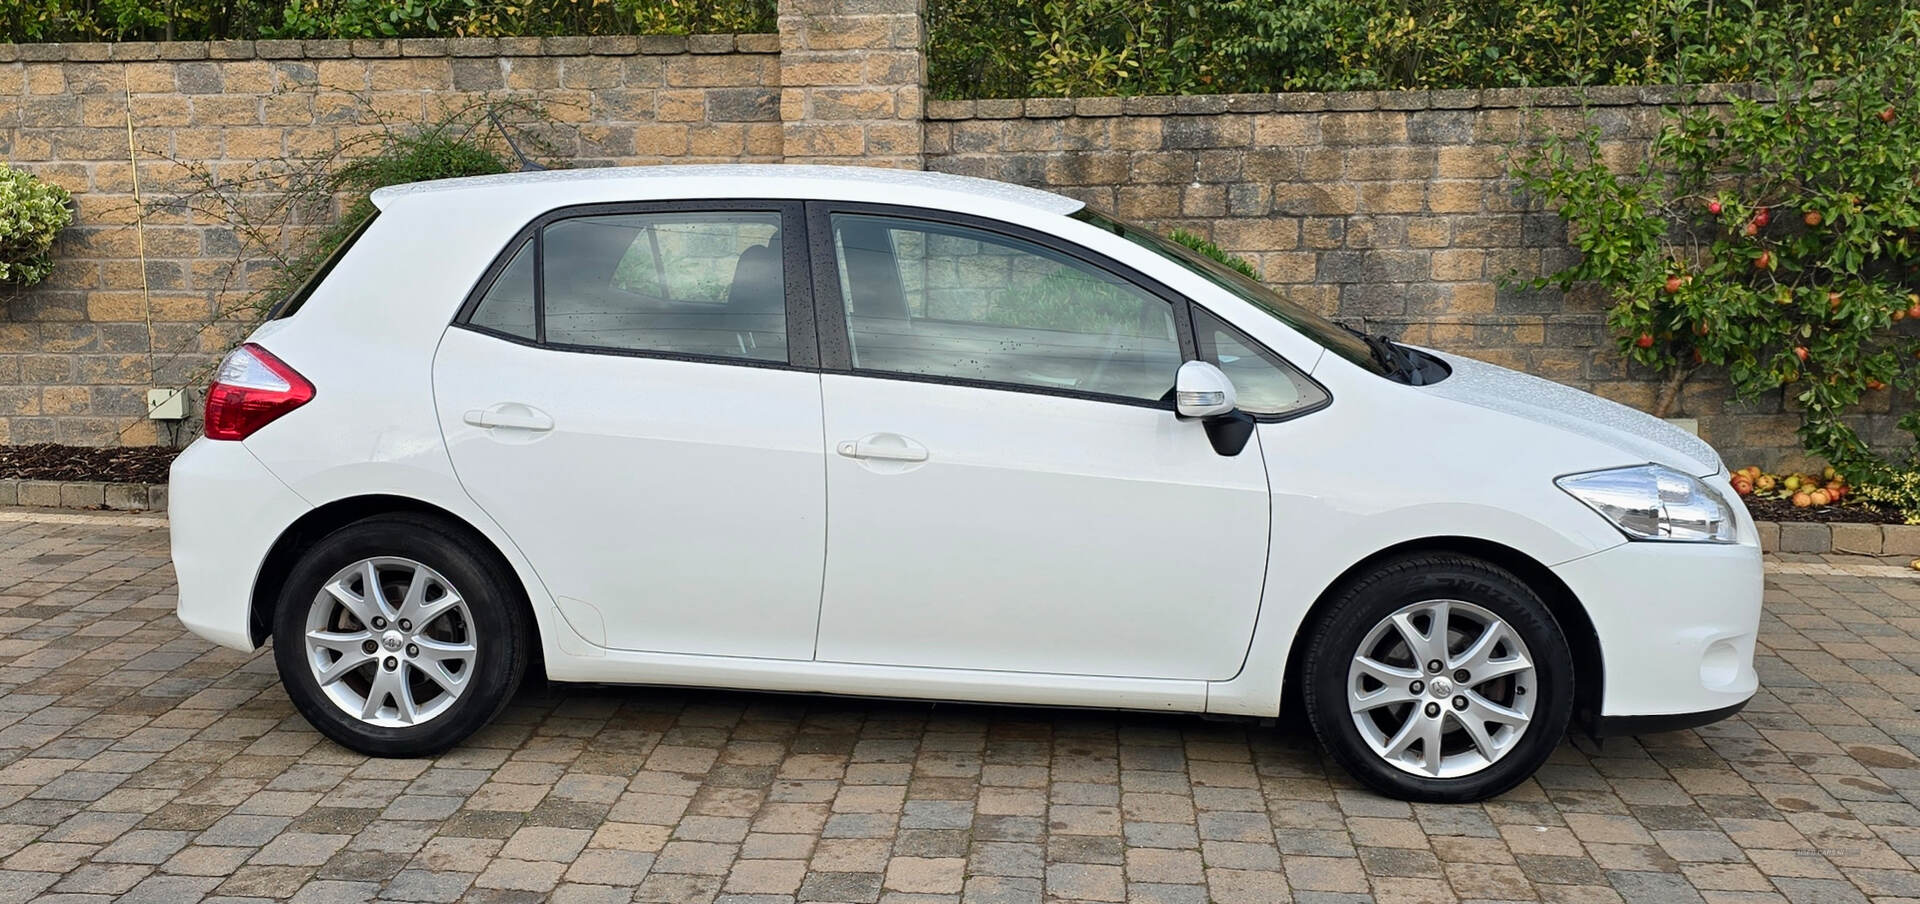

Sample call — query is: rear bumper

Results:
[170,438,312,652]
[1551,539,1762,725]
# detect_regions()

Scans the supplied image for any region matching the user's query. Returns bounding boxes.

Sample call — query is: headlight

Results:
[1556,464,1736,543]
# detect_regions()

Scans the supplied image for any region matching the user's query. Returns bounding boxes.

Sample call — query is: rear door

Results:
[432,201,826,660]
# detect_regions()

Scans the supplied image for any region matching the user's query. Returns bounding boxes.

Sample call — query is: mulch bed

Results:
[1742,494,1904,524]
[0,444,179,485]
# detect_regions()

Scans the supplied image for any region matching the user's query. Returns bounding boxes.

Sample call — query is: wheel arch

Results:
[247,494,544,678]
[1280,536,1604,732]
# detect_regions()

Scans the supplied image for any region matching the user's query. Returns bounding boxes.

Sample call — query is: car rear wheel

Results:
[1302,554,1573,802]
[272,514,528,756]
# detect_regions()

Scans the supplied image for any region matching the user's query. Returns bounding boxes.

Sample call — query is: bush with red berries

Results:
[1514,12,1920,479]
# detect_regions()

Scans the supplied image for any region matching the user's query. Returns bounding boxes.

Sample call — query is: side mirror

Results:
[1176,361,1237,418]
[1175,360,1255,457]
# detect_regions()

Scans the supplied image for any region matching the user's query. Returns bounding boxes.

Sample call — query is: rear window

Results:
[271,212,379,319]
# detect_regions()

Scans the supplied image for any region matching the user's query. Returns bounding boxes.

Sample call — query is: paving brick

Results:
[0,511,1909,904]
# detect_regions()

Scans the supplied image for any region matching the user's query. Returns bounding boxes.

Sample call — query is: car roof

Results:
[368,164,1084,216]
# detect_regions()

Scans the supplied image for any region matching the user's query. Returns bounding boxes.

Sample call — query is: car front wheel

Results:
[1302,554,1573,802]
[271,514,528,756]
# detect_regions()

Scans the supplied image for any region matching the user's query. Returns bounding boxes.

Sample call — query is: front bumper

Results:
[171,438,312,652]
[1590,699,1750,738]
[1551,539,1762,730]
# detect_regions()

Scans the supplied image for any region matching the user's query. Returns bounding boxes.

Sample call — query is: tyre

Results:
[1302,554,1573,802]
[272,513,529,756]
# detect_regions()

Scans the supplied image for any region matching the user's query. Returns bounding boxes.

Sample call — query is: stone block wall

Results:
[777,0,925,167]
[0,36,784,445]
[0,1,1871,465]
[926,87,1847,469]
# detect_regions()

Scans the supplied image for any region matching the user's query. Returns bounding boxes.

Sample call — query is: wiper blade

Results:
[1394,341,1428,385]
[1338,321,1427,386]
[1338,322,1403,374]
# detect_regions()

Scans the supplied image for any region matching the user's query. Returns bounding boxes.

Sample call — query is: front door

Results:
[433,202,826,659]
[809,208,1273,681]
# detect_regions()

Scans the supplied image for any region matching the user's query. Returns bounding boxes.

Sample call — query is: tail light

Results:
[204,343,314,441]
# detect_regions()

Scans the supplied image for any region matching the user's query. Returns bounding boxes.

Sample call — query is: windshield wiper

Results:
[1337,322,1428,386]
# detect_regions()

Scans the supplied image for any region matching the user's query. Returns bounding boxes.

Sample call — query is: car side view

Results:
[170,165,1763,802]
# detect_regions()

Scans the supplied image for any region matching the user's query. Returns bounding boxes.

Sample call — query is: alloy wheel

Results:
[1347,598,1536,778]
[303,556,477,728]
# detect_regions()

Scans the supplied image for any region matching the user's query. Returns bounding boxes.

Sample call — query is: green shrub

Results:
[1852,472,1920,523]
[163,100,545,331]
[4,0,772,42]
[1168,229,1258,279]
[0,165,73,288]
[928,0,1909,99]
[264,104,528,311]
[1512,10,1920,477]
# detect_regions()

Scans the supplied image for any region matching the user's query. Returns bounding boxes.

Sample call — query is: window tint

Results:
[543,212,786,361]
[462,211,786,362]
[829,214,1180,403]
[1194,308,1328,417]
[469,239,535,339]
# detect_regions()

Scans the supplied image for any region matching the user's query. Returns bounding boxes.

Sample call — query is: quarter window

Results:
[465,210,789,363]
[827,213,1180,403]
[469,239,535,340]
[1193,308,1328,417]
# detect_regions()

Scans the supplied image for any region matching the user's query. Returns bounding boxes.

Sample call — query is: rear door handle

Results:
[836,434,928,462]
[463,404,553,432]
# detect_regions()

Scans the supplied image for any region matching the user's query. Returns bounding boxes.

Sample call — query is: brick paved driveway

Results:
[0,510,1915,904]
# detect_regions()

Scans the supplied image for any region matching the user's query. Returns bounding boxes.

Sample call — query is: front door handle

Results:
[836,434,929,462]
[463,403,553,432]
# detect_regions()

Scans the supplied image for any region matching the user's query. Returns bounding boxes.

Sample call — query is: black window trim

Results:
[805,200,1205,412]
[447,196,1335,421]
[1189,304,1333,424]
[451,199,821,372]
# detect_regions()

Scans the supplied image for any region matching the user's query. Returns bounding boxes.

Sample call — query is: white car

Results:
[170,165,1761,802]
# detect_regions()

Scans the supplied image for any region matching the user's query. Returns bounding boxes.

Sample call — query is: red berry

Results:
[1635,333,1655,349]
[1881,107,1897,123]
[1665,276,1683,294]
[1804,210,1823,227]
[1755,250,1771,269]
[1794,346,1809,362]
[1708,200,1723,215]
[1753,208,1770,227]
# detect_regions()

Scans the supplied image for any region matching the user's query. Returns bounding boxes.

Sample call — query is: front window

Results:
[826,212,1182,403]
[1071,207,1388,377]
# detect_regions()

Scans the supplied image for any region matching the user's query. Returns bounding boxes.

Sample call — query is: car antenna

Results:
[489,110,546,172]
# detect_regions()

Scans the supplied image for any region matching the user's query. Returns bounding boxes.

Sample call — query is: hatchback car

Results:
[171,165,1761,802]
